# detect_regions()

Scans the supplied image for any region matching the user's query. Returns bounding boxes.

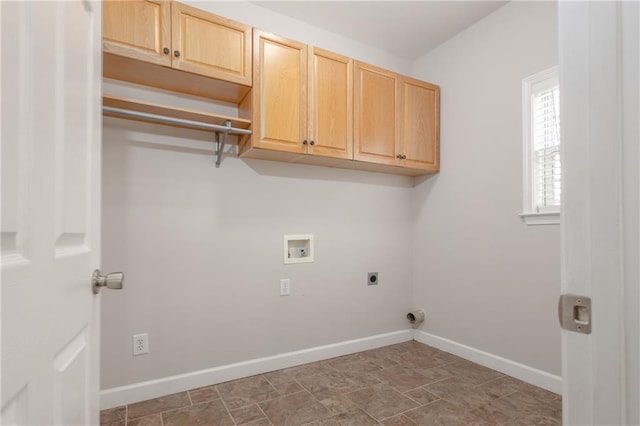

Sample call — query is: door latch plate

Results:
[558,294,591,334]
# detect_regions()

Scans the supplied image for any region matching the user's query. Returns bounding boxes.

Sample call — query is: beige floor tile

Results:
[326,355,383,374]
[470,403,517,425]
[244,418,272,426]
[271,380,304,396]
[217,375,279,410]
[297,370,364,400]
[260,390,332,425]
[357,345,405,369]
[188,384,220,404]
[425,376,494,410]
[386,350,451,369]
[380,414,417,425]
[515,413,562,425]
[127,392,191,420]
[375,365,453,392]
[476,376,526,399]
[345,383,419,421]
[404,386,441,405]
[340,369,382,388]
[440,360,504,386]
[404,399,487,425]
[127,414,162,426]
[265,361,334,386]
[520,383,561,402]
[162,400,234,426]
[319,394,359,415]
[100,406,126,426]
[489,391,562,420]
[230,404,268,425]
[304,408,379,425]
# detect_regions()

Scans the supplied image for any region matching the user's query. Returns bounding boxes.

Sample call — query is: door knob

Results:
[92,269,124,294]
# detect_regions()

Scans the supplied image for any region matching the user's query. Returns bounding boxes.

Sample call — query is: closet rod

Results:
[103,106,253,135]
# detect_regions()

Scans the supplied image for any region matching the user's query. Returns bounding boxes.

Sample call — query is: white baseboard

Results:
[414,330,562,394]
[101,329,562,410]
[100,329,413,410]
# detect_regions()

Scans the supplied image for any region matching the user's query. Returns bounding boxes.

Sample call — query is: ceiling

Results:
[251,1,508,60]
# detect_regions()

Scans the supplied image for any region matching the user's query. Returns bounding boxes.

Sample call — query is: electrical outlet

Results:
[280,278,290,296]
[368,272,379,286]
[132,333,149,356]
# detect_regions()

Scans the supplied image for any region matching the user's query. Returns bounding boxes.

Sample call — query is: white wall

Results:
[101,0,562,392]
[185,1,413,75]
[100,2,414,389]
[411,1,561,375]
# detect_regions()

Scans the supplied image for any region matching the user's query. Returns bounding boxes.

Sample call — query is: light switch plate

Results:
[280,278,290,296]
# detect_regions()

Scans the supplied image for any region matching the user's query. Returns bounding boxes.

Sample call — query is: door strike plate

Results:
[558,294,591,334]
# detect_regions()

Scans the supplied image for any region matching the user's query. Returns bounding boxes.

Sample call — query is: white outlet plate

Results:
[280,279,290,296]
[133,333,149,356]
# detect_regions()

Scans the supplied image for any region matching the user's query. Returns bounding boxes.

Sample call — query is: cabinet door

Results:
[171,2,251,86]
[400,77,440,170]
[103,0,171,66]
[253,31,307,153]
[354,61,400,166]
[308,48,353,159]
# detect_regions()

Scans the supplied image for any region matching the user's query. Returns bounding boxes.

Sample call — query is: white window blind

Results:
[521,66,560,225]
[532,84,561,211]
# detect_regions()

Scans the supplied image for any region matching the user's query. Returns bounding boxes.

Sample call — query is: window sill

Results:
[520,212,560,225]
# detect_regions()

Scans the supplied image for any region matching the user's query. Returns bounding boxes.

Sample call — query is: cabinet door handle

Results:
[402,154,407,159]
[302,140,308,145]
[174,50,181,57]
[396,154,403,159]
[163,47,170,54]
[309,140,315,146]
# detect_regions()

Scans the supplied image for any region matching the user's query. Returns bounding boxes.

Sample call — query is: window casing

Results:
[521,67,561,225]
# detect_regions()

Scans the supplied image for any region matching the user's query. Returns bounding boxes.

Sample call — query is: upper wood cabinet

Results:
[103,0,251,86]
[251,31,307,154]
[400,77,440,171]
[243,31,353,160]
[354,61,440,172]
[308,47,353,160]
[354,61,400,166]
[103,0,171,66]
[171,2,251,85]
[102,3,439,176]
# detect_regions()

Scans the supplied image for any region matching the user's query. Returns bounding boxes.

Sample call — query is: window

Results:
[521,67,561,225]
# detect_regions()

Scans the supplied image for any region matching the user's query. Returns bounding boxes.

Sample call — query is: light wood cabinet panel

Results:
[252,31,307,153]
[400,77,440,171]
[241,38,354,160]
[103,0,171,66]
[354,61,400,166]
[103,1,252,92]
[308,48,353,160]
[171,2,251,86]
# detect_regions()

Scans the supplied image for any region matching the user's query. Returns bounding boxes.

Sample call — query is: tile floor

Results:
[100,341,561,425]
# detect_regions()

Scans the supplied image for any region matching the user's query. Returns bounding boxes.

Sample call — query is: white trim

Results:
[520,211,560,225]
[414,330,562,394]
[100,330,413,410]
[522,66,560,220]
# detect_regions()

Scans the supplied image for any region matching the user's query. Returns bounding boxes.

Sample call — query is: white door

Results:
[1,1,104,425]
[559,1,639,424]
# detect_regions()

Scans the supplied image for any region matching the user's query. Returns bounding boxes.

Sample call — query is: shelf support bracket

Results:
[215,120,231,168]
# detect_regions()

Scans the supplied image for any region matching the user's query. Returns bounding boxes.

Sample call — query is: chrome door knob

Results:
[92,269,124,294]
